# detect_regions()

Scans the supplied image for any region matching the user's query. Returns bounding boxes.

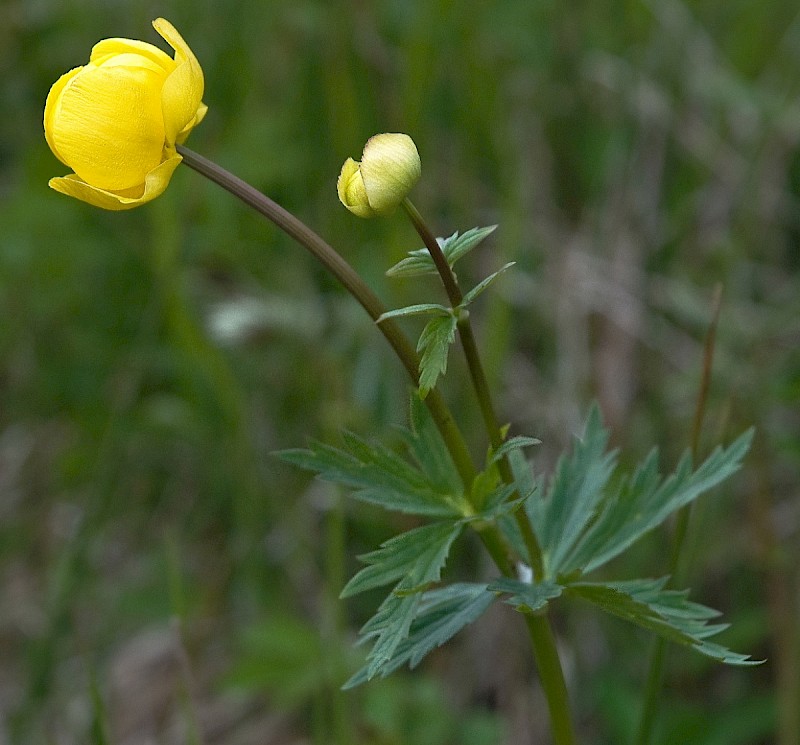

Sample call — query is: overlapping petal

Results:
[48,154,183,210]
[337,158,376,218]
[153,18,206,145]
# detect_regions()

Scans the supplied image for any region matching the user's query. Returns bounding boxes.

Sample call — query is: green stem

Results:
[526,615,576,745]
[635,283,723,745]
[402,199,545,578]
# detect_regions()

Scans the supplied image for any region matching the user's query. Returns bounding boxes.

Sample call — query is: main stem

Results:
[402,199,573,744]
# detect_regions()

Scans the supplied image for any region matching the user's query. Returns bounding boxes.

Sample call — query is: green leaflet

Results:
[461,262,516,306]
[417,314,458,397]
[277,432,468,517]
[386,225,498,278]
[346,522,465,681]
[559,429,755,575]
[531,405,617,577]
[376,303,451,323]
[488,575,760,666]
[341,522,464,598]
[488,435,541,466]
[344,583,495,688]
[564,579,763,666]
[401,394,464,497]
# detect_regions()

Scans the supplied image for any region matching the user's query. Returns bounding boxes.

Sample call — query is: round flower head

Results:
[337,133,421,218]
[44,18,207,210]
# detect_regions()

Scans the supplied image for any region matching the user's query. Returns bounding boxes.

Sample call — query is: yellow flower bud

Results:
[337,133,421,218]
[44,19,207,210]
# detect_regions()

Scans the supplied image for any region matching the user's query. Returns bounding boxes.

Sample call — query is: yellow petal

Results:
[337,158,377,218]
[90,37,174,71]
[48,154,182,211]
[48,62,166,191]
[44,66,83,166]
[360,133,421,214]
[153,18,205,146]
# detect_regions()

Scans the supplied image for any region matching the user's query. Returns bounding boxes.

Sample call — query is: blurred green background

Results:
[2,0,798,743]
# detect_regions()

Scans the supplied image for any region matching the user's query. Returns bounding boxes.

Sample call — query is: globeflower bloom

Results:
[44,18,207,210]
[337,133,421,218]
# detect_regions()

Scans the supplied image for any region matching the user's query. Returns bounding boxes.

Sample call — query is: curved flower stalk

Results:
[337,133,421,217]
[44,18,206,210]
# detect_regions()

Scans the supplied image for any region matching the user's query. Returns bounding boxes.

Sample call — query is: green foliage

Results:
[341,522,463,599]
[487,407,759,669]
[345,582,494,688]
[402,394,464,497]
[416,313,459,397]
[278,431,470,517]
[382,228,513,398]
[349,520,464,682]
[461,262,516,306]
[283,400,757,691]
[528,407,754,579]
[488,577,564,613]
[564,579,762,666]
[386,226,498,278]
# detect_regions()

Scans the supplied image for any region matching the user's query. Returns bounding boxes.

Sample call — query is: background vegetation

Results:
[1,0,798,742]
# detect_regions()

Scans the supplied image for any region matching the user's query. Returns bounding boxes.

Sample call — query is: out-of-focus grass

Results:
[1,1,798,743]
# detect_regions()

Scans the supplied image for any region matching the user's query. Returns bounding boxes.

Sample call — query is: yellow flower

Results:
[337,133,421,218]
[44,18,207,210]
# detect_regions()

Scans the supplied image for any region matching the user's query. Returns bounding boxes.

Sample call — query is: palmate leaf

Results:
[559,428,754,575]
[278,431,468,517]
[344,583,495,688]
[386,225,498,278]
[564,578,763,666]
[525,406,753,578]
[345,522,465,682]
[417,314,458,397]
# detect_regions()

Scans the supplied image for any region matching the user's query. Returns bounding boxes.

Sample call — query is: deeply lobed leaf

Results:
[562,428,754,574]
